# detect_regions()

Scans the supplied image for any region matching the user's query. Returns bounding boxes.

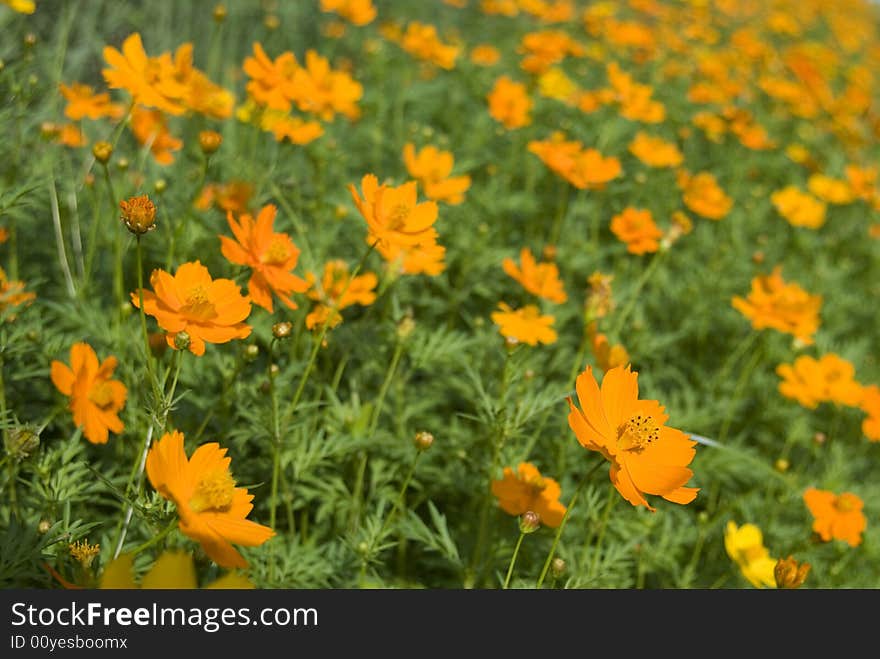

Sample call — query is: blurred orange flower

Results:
[102,33,186,115]
[399,21,459,69]
[731,266,822,345]
[146,430,274,569]
[628,132,683,168]
[220,204,309,313]
[243,43,298,111]
[292,50,363,121]
[131,106,182,165]
[319,0,376,26]
[194,180,254,214]
[803,488,866,547]
[59,82,125,121]
[131,261,252,356]
[51,342,126,445]
[771,186,826,229]
[610,207,662,254]
[378,241,446,276]
[567,364,699,511]
[470,44,501,66]
[305,260,378,330]
[677,170,732,220]
[502,247,567,303]
[349,174,439,250]
[402,143,471,205]
[807,174,854,205]
[565,148,622,190]
[776,354,863,409]
[0,266,36,319]
[487,76,532,129]
[859,385,880,441]
[491,462,566,528]
[588,323,629,373]
[491,302,557,346]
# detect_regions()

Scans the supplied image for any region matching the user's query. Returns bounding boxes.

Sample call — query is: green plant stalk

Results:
[548,180,570,249]
[610,249,666,338]
[717,342,763,445]
[0,333,17,518]
[192,356,246,443]
[135,236,160,403]
[82,182,104,290]
[503,531,526,589]
[587,484,616,578]
[101,163,124,314]
[350,338,406,532]
[268,338,282,533]
[128,519,176,558]
[536,457,604,589]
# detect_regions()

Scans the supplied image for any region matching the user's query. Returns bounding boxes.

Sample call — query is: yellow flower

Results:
[101,550,254,589]
[491,302,557,346]
[724,521,777,589]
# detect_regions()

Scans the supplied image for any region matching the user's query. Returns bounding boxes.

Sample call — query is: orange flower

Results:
[194,180,254,214]
[146,430,275,569]
[260,111,324,145]
[220,204,309,313]
[378,241,446,276]
[776,354,864,409]
[771,186,827,229]
[628,132,683,168]
[0,266,36,319]
[131,106,182,166]
[491,302,557,346]
[564,148,622,190]
[731,266,822,345]
[567,364,699,511]
[50,342,127,445]
[166,43,235,120]
[859,385,880,441]
[677,170,732,220]
[588,323,629,373]
[402,144,471,205]
[803,487,866,547]
[291,50,363,121]
[348,174,439,250]
[528,132,582,181]
[305,259,378,330]
[131,261,252,356]
[399,21,459,69]
[102,33,186,115]
[319,0,376,26]
[242,43,299,111]
[487,76,532,129]
[844,164,877,203]
[59,82,125,121]
[807,174,854,205]
[491,462,566,528]
[50,123,87,148]
[502,247,567,303]
[470,44,501,66]
[610,207,662,254]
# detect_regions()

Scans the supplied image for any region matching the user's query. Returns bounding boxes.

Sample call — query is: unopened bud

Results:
[68,540,100,569]
[116,157,129,171]
[396,315,416,340]
[5,425,40,461]
[264,14,280,30]
[38,520,52,534]
[551,557,566,578]
[542,244,557,261]
[244,344,260,362]
[173,331,191,351]
[92,140,113,164]
[519,511,541,533]
[119,195,157,235]
[774,556,810,589]
[413,431,434,451]
[504,335,519,351]
[813,432,826,445]
[154,179,167,194]
[774,458,789,473]
[23,33,36,48]
[213,3,227,21]
[272,321,293,339]
[199,130,223,155]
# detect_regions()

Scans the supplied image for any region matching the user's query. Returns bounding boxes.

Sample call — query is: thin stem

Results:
[135,236,160,403]
[268,338,282,532]
[112,424,154,559]
[503,532,526,589]
[717,341,763,445]
[588,484,616,578]
[548,181,570,249]
[49,177,76,298]
[128,519,176,558]
[101,163,124,314]
[610,250,666,338]
[193,357,245,442]
[536,457,603,589]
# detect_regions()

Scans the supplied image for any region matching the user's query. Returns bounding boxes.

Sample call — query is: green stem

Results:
[268,339,282,532]
[548,181,570,249]
[610,250,666,338]
[136,236,160,403]
[193,357,245,443]
[503,532,526,589]
[536,457,604,589]
[717,340,763,445]
[587,484,616,578]
[128,519,176,557]
[101,163,124,314]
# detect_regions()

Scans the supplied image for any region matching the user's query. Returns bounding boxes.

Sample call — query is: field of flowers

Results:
[0,0,878,590]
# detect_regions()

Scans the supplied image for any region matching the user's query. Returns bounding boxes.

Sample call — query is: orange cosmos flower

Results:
[50,342,127,445]
[130,106,182,166]
[771,186,826,229]
[146,430,275,569]
[194,180,254,214]
[564,148,622,190]
[776,354,863,409]
[491,302,557,346]
[803,488,866,547]
[628,132,683,168]
[378,240,447,276]
[677,170,732,220]
[402,144,471,205]
[731,266,822,345]
[48,123,87,148]
[807,174,854,205]
[502,247,567,303]
[319,0,376,26]
[131,261,252,356]
[588,323,629,373]
[859,385,880,441]
[470,44,501,66]
[242,43,299,111]
[166,43,235,120]
[491,462,566,528]
[0,266,36,319]
[487,76,532,129]
[844,164,877,203]
[528,132,582,181]
[291,50,363,121]
[305,260,378,330]
[260,111,324,145]
[348,174,439,250]
[219,204,309,313]
[567,364,699,512]
[610,207,663,255]
[399,21,459,69]
[59,82,125,121]
[102,33,186,115]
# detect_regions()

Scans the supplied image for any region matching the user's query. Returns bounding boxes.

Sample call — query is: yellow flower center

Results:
[525,472,546,495]
[387,204,411,230]
[740,545,767,564]
[182,284,216,320]
[189,469,236,513]
[835,495,856,513]
[262,237,289,265]
[618,413,660,452]
[89,381,116,409]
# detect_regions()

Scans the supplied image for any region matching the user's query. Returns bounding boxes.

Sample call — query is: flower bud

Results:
[119,195,157,235]
[148,332,168,358]
[92,140,113,164]
[199,130,223,155]
[154,179,167,194]
[173,331,191,351]
[519,511,541,534]
[213,3,227,21]
[551,557,566,578]
[272,321,293,339]
[243,344,260,362]
[68,540,100,569]
[774,458,790,473]
[396,315,416,340]
[4,424,40,461]
[116,157,129,171]
[774,556,810,589]
[38,520,52,534]
[413,431,434,452]
[504,335,520,351]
